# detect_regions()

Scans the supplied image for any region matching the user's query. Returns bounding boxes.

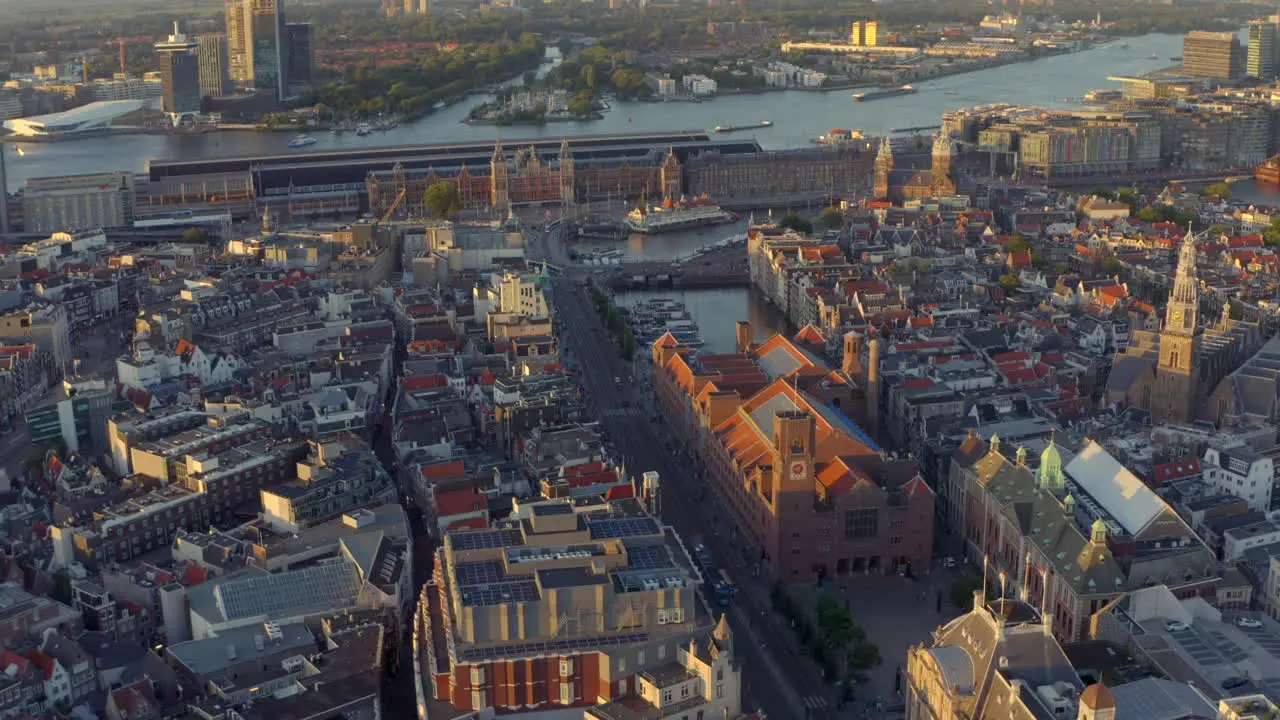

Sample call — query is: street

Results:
[528,224,834,720]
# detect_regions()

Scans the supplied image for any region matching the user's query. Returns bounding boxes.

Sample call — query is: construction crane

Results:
[380,187,407,225]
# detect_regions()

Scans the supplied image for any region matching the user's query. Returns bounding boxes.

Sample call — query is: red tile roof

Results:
[401,374,449,390]
[422,460,466,481]
[435,487,487,517]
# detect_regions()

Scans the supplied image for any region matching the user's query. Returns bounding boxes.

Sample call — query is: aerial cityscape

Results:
[6,0,1280,719]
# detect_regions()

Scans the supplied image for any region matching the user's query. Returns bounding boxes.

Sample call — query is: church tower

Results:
[873,137,893,200]
[490,138,510,216]
[1153,229,1201,424]
[931,133,956,195]
[558,137,575,218]
[660,148,682,201]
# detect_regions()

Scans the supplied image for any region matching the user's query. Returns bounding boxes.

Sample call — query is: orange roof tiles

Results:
[422,460,466,481]
[435,487,487,517]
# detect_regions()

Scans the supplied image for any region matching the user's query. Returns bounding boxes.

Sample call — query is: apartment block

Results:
[109,408,211,476]
[50,484,212,570]
[260,436,397,534]
[22,171,136,233]
[417,496,720,713]
[129,417,273,482]
[174,438,309,522]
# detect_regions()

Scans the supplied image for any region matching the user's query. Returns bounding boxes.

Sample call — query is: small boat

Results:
[1170,55,1183,61]
[714,121,772,133]
[288,134,317,149]
[1149,53,1159,60]
[356,123,372,136]
[853,84,916,101]
[945,90,958,95]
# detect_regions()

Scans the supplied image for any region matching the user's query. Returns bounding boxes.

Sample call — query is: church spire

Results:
[1164,227,1199,336]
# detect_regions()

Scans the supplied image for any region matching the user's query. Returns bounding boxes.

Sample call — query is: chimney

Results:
[735,321,753,354]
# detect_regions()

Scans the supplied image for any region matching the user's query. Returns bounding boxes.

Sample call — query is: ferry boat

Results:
[1084,89,1122,103]
[288,134,318,149]
[624,196,736,234]
[812,128,866,145]
[355,123,373,136]
[1256,155,1280,185]
[714,120,773,133]
[853,84,916,102]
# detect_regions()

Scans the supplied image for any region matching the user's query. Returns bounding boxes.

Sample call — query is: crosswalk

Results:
[599,407,643,418]
[802,696,829,715]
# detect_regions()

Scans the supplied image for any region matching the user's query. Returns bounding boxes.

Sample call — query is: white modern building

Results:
[682,74,718,96]
[2,100,144,137]
[1202,443,1280,512]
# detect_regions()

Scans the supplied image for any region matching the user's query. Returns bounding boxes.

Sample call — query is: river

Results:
[2,32,1190,192]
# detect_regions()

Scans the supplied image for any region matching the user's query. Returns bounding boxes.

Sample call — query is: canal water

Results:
[2,32,1190,192]
[616,287,789,355]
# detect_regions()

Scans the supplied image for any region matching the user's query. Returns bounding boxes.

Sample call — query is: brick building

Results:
[416,496,727,714]
[652,326,934,580]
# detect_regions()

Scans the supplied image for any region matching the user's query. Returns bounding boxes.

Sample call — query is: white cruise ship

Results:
[624,196,736,234]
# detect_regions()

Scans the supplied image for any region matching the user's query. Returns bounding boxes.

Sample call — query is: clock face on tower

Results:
[1172,310,1183,322]
[789,460,807,479]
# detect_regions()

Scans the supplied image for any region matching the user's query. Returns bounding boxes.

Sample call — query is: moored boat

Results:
[624,195,736,234]
[1256,156,1280,185]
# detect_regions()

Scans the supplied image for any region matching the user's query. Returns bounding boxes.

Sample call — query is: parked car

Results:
[1237,617,1264,629]
[1222,676,1250,690]
[1165,621,1190,632]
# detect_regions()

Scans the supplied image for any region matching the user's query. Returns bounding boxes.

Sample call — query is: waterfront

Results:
[1,32,1188,192]
[615,287,788,354]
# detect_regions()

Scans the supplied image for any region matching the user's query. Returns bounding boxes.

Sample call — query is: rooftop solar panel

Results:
[454,560,504,586]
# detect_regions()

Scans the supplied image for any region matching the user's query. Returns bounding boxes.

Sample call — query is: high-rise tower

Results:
[1249,21,1277,80]
[1153,229,1201,424]
[226,0,287,97]
[155,23,202,118]
[196,34,230,99]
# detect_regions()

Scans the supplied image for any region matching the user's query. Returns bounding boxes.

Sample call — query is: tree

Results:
[1206,224,1228,237]
[424,182,461,219]
[1116,188,1139,216]
[1089,186,1115,200]
[1006,235,1030,253]
[581,63,597,91]
[949,574,983,609]
[778,212,813,235]
[1202,182,1231,200]
[1137,206,1161,223]
[1102,255,1123,275]
[182,227,208,244]
[556,37,574,57]
[819,205,844,229]
[998,273,1020,291]
[567,89,594,116]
